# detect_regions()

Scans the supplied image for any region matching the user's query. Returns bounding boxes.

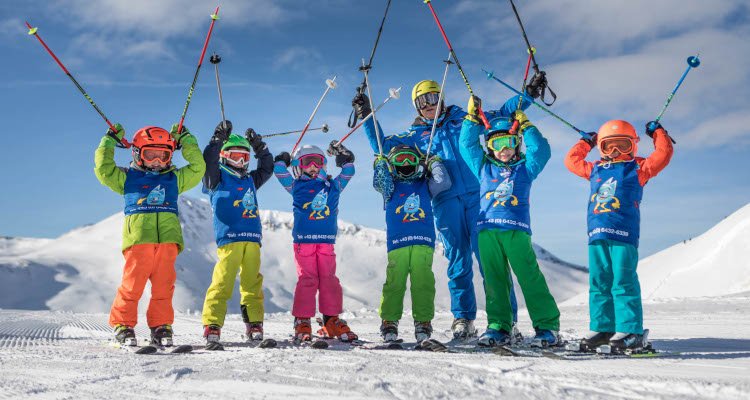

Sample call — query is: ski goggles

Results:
[600,137,634,156]
[141,146,173,164]
[415,92,441,110]
[298,153,325,168]
[487,135,520,152]
[221,149,250,166]
[389,151,420,166]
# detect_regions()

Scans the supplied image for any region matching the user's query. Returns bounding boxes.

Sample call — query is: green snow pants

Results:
[478,229,560,332]
[378,245,436,322]
[588,239,643,334]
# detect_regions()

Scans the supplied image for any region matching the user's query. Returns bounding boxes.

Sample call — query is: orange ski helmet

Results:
[597,120,639,157]
[131,126,175,168]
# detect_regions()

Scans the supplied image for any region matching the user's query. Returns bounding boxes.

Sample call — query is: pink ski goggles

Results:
[297,153,325,168]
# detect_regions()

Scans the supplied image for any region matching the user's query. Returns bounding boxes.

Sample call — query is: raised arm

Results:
[172,127,206,194]
[637,125,674,186]
[459,96,488,178]
[564,138,595,180]
[93,124,127,195]
[273,152,294,194]
[245,129,274,190]
[514,111,550,180]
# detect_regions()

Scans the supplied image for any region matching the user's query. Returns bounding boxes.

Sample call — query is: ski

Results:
[108,341,192,355]
[198,338,277,351]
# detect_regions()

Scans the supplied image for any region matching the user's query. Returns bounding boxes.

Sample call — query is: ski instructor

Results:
[354,80,540,339]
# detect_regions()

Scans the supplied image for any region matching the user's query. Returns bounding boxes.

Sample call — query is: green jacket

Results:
[94,134,206,252]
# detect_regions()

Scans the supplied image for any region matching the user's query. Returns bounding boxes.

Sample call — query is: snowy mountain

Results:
[565,202,750,305]
[0,196,587,313]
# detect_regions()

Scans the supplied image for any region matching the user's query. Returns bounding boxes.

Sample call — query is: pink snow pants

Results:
[292,243,343,318]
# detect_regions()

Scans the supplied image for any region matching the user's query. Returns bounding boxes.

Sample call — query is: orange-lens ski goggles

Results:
[141,147,173,163]
[600,137,634,156]
[298,154,325,168]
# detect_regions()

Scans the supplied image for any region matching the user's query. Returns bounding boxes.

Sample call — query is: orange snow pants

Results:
[109,243,178,328]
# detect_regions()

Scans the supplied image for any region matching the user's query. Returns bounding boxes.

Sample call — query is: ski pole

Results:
[348,0,393,128]
[426,56,453,158]
[423,0,490,129]
[483,69,590,138]
[337,87,401,145]
[209,53,227,130]
[507,0,556,106]
[175,6,220,139]
[25,22,129,148]
[649,55,701,131]
[263,124,329,139]
[291,77,338,154]
[510,47,535,134]
[361,59,385,156]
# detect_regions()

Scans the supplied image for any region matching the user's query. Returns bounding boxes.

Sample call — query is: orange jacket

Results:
[564,128,674,186]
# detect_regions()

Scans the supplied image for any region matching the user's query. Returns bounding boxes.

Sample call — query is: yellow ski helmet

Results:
[411,80,441,111]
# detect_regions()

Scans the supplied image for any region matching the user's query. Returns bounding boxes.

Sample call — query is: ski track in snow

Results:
[1,297,749,399]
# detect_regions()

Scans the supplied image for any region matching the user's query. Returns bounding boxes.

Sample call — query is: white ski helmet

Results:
[291,144,327,178]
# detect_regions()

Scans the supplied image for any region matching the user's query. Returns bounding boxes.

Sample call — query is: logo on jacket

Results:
[233,189,258,219]
[485,178,518,207]
[303,189,330,220]
[137,185,166,206]
[591,177,620,214]
[395,192,426,222]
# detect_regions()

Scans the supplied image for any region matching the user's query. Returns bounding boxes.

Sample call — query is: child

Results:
[460,97,561,348]
[200,121,273,347]
[376,145,451,343]
[94,123,205,347]
[564,120,673,352]
[273,141,357,342]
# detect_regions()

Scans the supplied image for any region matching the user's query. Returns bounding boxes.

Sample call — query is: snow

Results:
[0,196,588,314]
[0,296,749,399]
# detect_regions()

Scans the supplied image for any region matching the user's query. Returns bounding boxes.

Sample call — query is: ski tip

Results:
[211,5,220,19]
[687,55,700,68]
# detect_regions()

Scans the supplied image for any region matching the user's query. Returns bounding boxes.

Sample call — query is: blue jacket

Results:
[459,119,551,234]
[203,165,263,247]
[587,161,643,247]
[124,169,179,216]
[363,95,531,204]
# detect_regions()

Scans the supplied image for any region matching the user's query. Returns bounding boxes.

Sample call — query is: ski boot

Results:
[245,322,263,341]
[568,331,614,352]
[414,321,433,343]
[114,324,137,347]
[477,328,510,348]
[380,320,399,342]
[606,332,646,354]
[451,318,477,340]
[203,324,221,344]
[150,324,173,347]
[318,315,358,342]
[531,329,560,348]
[294,318,312,342]
[510,322,524,345]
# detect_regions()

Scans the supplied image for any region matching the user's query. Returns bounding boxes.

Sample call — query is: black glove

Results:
[245,128,265,152]
[274,152,291,167]
[645,121,663,138]
[327,140,355,167]
[213,120,232,142]
[525,70,548,99]
[582,132,598,148]
[352,93,372,120]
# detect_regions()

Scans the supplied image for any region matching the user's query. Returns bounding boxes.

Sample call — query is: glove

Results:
[525,70,548,99]
[106,123,125,142]
[274,152,291,167]
[213,120,232,142]
[352,92,372,120]
[245,128,266,152]
[169,123,191,146]
[513,110,533,133]
[423,155,441,178]
[328,140,355,167]
[645,121,663,138]
[465,95,481,124]
[582,132,598,148]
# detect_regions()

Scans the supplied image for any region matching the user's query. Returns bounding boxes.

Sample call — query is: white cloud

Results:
[273,46,324,71]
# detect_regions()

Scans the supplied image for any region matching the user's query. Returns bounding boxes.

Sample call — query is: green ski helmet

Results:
[220,134,252,169]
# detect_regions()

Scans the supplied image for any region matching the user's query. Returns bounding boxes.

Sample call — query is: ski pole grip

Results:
[477,105,491,129]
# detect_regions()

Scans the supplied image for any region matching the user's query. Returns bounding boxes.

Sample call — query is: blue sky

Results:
[1,0,749,265]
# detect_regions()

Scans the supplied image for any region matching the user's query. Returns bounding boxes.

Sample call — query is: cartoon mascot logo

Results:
[303,189,331,220]
[233,189,258,219]
[591,177,620,214]
[485,178,518,207]
[395,193,426,222]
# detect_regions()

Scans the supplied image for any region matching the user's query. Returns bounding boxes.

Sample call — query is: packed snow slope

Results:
[0,196,586,313]
[566,202,750,305]
[0,296,749,399]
